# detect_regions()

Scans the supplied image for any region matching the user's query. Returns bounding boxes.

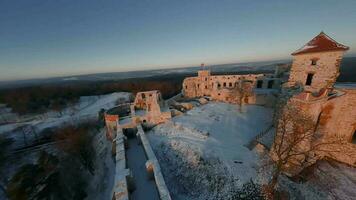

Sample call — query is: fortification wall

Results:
[112,128,130,200]
[276,88,356,175]
[183,74,264,98]
[315,89,356,166]
[137,125,172,200]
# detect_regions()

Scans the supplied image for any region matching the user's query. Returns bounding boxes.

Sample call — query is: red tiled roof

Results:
[291,32,349,55]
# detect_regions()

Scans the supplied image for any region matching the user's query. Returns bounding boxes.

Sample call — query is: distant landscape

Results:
[0,58,355,115]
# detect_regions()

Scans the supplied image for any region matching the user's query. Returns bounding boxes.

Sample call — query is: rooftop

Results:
[291,32,349,55]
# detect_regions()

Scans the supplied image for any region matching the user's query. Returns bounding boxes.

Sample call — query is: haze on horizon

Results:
[0,0,356,81]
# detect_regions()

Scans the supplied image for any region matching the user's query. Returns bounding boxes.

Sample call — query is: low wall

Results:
[166,92,183,105]
[112,128,130,200]
[137,125,172,200]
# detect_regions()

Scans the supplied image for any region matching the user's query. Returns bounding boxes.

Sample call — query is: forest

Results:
[0,74,186,115]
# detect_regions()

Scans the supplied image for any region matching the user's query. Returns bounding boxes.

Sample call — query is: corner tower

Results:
[288,32,349,93]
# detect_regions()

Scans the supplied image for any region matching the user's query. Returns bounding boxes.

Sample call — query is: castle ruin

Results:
[271,32,356,175]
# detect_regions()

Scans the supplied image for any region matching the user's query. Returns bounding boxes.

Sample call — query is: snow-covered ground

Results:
[147,101,356,200]
[279,160,356,200]
[0,92,131,146]
[0,92,130,200]
[147,102,273,199]
[87,129,115,200]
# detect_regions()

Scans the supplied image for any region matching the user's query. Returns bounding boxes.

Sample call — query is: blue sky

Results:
[0,0,356,81]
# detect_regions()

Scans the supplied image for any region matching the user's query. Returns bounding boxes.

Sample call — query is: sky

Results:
[0,0,356,81]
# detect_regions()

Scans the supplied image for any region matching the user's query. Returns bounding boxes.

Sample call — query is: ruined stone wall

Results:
[319,89,356,139]
[273,88,356,175]
[182,73,267,104]
[104,114,119,140]
[137,125,172,200]
[132,90,171,126]
[288,50,345,93]
[134,91,162,112]
[315,89,356,166]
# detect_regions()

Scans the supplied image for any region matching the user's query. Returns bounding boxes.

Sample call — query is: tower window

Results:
[205,78,208,81]
[229,82,232,87]
[218,83,221,88]
[311,59,317,66]
[197,84,200,88]
[306,73,314,86]
[205,86,208,89]
[256,80,263,88]
[185,85,188,89]
[223,82,226,87]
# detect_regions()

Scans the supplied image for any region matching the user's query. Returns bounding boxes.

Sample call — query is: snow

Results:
[279,160,356,200]
[87,129,116,200]
[147,102,273,199]
[0,92,131,200]
[126,137,160,200]
[0,92,131,137]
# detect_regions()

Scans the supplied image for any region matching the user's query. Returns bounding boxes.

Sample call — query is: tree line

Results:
[0,74,185,115]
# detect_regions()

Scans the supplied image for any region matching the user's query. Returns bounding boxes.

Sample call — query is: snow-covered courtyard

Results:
[147,102,273,199]
[147,101,356,200]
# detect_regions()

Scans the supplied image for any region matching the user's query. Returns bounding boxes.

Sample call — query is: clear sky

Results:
[0,0,356,81]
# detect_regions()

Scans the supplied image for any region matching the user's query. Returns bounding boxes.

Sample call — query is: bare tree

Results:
[266,103,347,198]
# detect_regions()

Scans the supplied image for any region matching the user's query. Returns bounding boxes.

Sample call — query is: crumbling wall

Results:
[132,91,171,126]
[314,89,356,166]
[182,71,270,105]
[105,113,119,140]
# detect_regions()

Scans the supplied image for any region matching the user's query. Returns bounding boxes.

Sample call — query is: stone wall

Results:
[112,128,130,200]
[272,88,356,175]
[137,125,172,200]
[104,113,119,140]
[315,89,356,166]
[288,50,345,93]
[182,71,280,105]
